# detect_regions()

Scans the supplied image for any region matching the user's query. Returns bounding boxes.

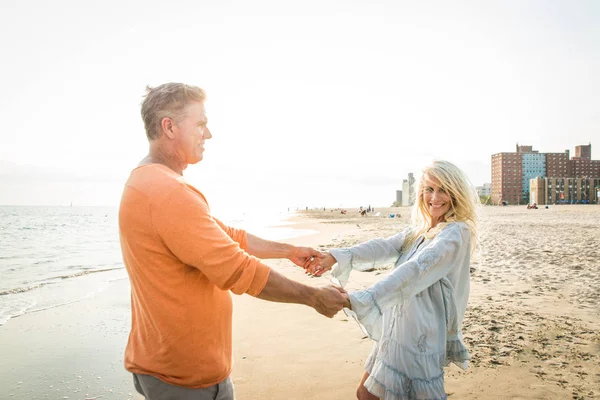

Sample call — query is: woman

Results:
[309,160,478,400]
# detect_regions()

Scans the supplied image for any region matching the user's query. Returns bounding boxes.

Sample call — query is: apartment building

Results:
[492,143,599,205]
[545,150,570,178]
[476,183,491,197]
[401,173,416,206]
[530,177,600,204]
[491,146,525,205]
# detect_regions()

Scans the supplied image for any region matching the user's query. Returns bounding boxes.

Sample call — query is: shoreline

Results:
[0,210,316,328]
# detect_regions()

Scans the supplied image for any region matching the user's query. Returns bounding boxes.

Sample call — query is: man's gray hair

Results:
[141,83,206,140]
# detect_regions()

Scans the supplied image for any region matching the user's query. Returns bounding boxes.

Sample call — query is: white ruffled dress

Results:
[330,222,471,400]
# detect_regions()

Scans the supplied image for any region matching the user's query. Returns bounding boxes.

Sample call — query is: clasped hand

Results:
[288,247,349,315]
[287,246,335,277]
[312,285,351,317]
[304,251,336,277]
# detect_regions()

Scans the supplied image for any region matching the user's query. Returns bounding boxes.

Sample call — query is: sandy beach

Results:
[1,205,599,399]
[233,205,600,400]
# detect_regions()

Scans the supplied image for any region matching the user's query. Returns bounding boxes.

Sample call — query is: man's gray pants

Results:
[133,373,235,400]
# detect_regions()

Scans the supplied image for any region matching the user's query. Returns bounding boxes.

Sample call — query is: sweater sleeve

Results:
[152,185,270,296]
[330,227,410,286]
[214,217,249,251]
[349,223,470,338]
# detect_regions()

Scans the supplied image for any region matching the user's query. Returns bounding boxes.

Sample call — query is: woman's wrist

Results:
[325,252,337,267]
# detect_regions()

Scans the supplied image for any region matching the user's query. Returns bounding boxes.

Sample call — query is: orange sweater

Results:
[119,164,271,388]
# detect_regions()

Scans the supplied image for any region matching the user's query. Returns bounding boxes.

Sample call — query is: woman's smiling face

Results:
[422,174,451,227]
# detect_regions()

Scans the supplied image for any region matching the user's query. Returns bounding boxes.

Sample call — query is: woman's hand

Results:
[288,246,323,269]
[305,252,337,276]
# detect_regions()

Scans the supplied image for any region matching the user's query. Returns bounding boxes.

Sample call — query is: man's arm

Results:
[246,233,293,258]
[256,268,347,318]
[246,233,323,268]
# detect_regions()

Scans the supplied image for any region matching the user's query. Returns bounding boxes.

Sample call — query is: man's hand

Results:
[305,252,336,276]
[310,285,347,318]
[332,284,351,309]
[288,246,324,269]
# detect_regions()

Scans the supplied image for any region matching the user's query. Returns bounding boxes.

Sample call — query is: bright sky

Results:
[1,0,598,210]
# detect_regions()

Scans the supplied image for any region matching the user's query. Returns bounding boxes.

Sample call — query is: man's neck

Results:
[140,145,186,175]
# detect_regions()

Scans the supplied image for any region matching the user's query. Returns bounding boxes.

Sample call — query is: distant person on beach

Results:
[308,160,479,400]
[119,83,347,399]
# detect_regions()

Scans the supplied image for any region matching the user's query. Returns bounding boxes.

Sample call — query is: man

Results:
[119,82,346,399]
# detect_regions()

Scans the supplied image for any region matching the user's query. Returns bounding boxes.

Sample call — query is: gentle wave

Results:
[0,283,46,296]
[15,287,108,317]
[0,297,36,326]
[32,258,60,265]
[0,268,128,327]
[0,266,124,296]
[58,266,123,279]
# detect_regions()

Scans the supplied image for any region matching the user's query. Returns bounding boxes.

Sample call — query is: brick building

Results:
[545,151,570,178]
[491,143,599,205]
[491,145,527,205]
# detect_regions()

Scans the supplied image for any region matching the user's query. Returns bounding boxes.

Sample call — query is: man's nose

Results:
[203,127,213,139]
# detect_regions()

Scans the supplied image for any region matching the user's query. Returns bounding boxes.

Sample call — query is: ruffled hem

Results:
[363,337,470,400]
[365,360,447,400]
[365,339,447,400]
[330,248,353,287]
[446,338,470,369]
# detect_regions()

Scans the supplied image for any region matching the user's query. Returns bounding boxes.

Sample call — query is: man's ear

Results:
[161,117,176,139]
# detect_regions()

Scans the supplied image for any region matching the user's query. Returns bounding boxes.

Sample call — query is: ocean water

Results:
[0,205,316,327]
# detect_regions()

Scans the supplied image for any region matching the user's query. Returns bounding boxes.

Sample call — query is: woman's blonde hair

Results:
[405,160,479,253]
